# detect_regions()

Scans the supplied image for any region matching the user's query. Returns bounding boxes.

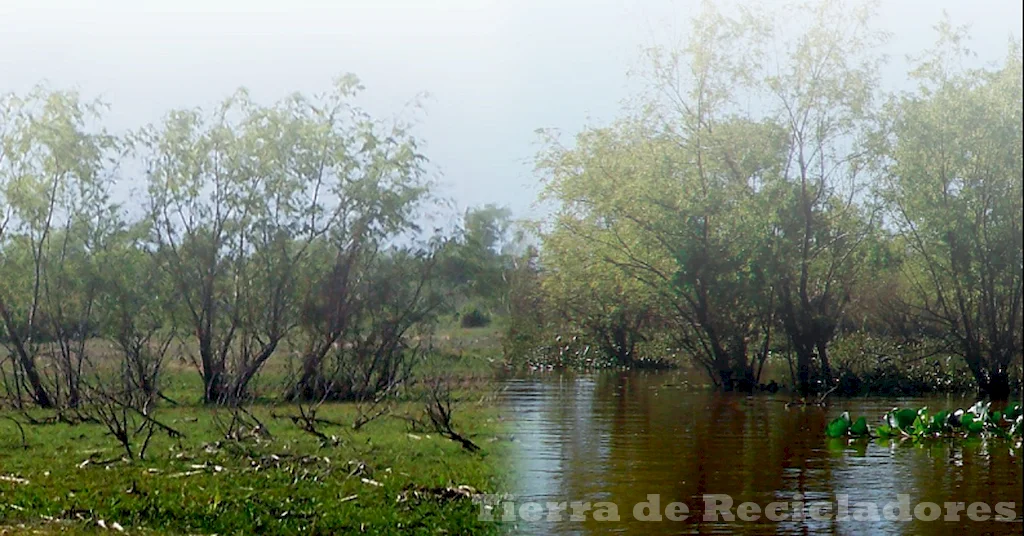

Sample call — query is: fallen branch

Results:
[422,379,480,453]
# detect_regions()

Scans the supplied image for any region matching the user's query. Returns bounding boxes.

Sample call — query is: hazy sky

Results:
[2,0,1022,222]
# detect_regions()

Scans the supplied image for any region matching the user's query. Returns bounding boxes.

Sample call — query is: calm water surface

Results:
[499,371,1023,535]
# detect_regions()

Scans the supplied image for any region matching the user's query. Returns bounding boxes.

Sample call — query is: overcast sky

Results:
[2,0,1021,223]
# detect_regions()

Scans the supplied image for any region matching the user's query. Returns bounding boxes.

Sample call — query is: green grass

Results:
[0,402,509,535]
[0,324,512,535]
[417,323,508,378]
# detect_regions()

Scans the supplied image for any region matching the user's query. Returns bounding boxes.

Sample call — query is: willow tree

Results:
[267,80,431,403]
[881,29,1023,399]
[644,0,886,394]
[0,87,119,408]
[140,76,427,404]
[538,113,778,389]
[541,210,660,367]
[743,0,888,395]
[542,3,843,389]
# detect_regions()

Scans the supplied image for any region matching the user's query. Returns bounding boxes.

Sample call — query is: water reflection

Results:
[502,371,1023,535]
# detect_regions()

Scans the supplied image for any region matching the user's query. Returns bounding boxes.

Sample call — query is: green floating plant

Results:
[826,402,1023,441]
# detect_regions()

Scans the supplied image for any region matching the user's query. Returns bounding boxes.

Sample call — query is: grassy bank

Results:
[0,401,508,535]
[0,325,511,535]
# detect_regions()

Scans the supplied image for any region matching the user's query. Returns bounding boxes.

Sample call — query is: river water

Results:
[498,371,1023,535]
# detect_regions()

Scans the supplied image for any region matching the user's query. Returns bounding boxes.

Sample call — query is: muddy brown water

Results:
[498,371,1023,535]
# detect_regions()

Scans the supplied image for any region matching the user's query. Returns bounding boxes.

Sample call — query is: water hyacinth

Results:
[826,402,1023,441]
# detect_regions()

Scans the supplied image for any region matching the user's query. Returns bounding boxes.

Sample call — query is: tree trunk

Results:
[204,372,226,404]
[0,304,53,408]
[230,342,280,402]
[612,326,633,367]
[21,355,53,408]
[980,368,1011,401]
[794,341,814,397]
[196,327,227,404]
[964,346,1014,401]
[711,343,734,391]
[816,339,833,386]
[291,342,334,401]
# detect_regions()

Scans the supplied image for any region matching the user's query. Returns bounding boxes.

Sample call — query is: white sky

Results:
[2,0,1022,223]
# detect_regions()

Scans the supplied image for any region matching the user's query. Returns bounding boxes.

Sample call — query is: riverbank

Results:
[503,330,1019,398]
[0,401,509,535]
[0,325,511,535]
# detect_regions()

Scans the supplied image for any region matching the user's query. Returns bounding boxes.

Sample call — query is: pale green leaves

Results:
[0,86,118,236]
[881,32,1023,392]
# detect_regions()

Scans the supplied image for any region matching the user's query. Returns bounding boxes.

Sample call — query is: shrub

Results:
[459,305,491,328]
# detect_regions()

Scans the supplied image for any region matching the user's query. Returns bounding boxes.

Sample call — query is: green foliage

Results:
[436,204,523,318]
[879,27,1023,398]
[533,0,890,391]
[134,75,434,403]
[459,304,492,329]
[292,241,451,402]
[0,76,452,408]
[828,402,1024,441]
[524,4,1023,399]
[826,412,852,438]
[0,85,122,408]
[850,416,869,437]
[830,333,977,396]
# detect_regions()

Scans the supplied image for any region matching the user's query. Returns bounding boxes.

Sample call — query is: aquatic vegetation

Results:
[826,402,1023,441]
